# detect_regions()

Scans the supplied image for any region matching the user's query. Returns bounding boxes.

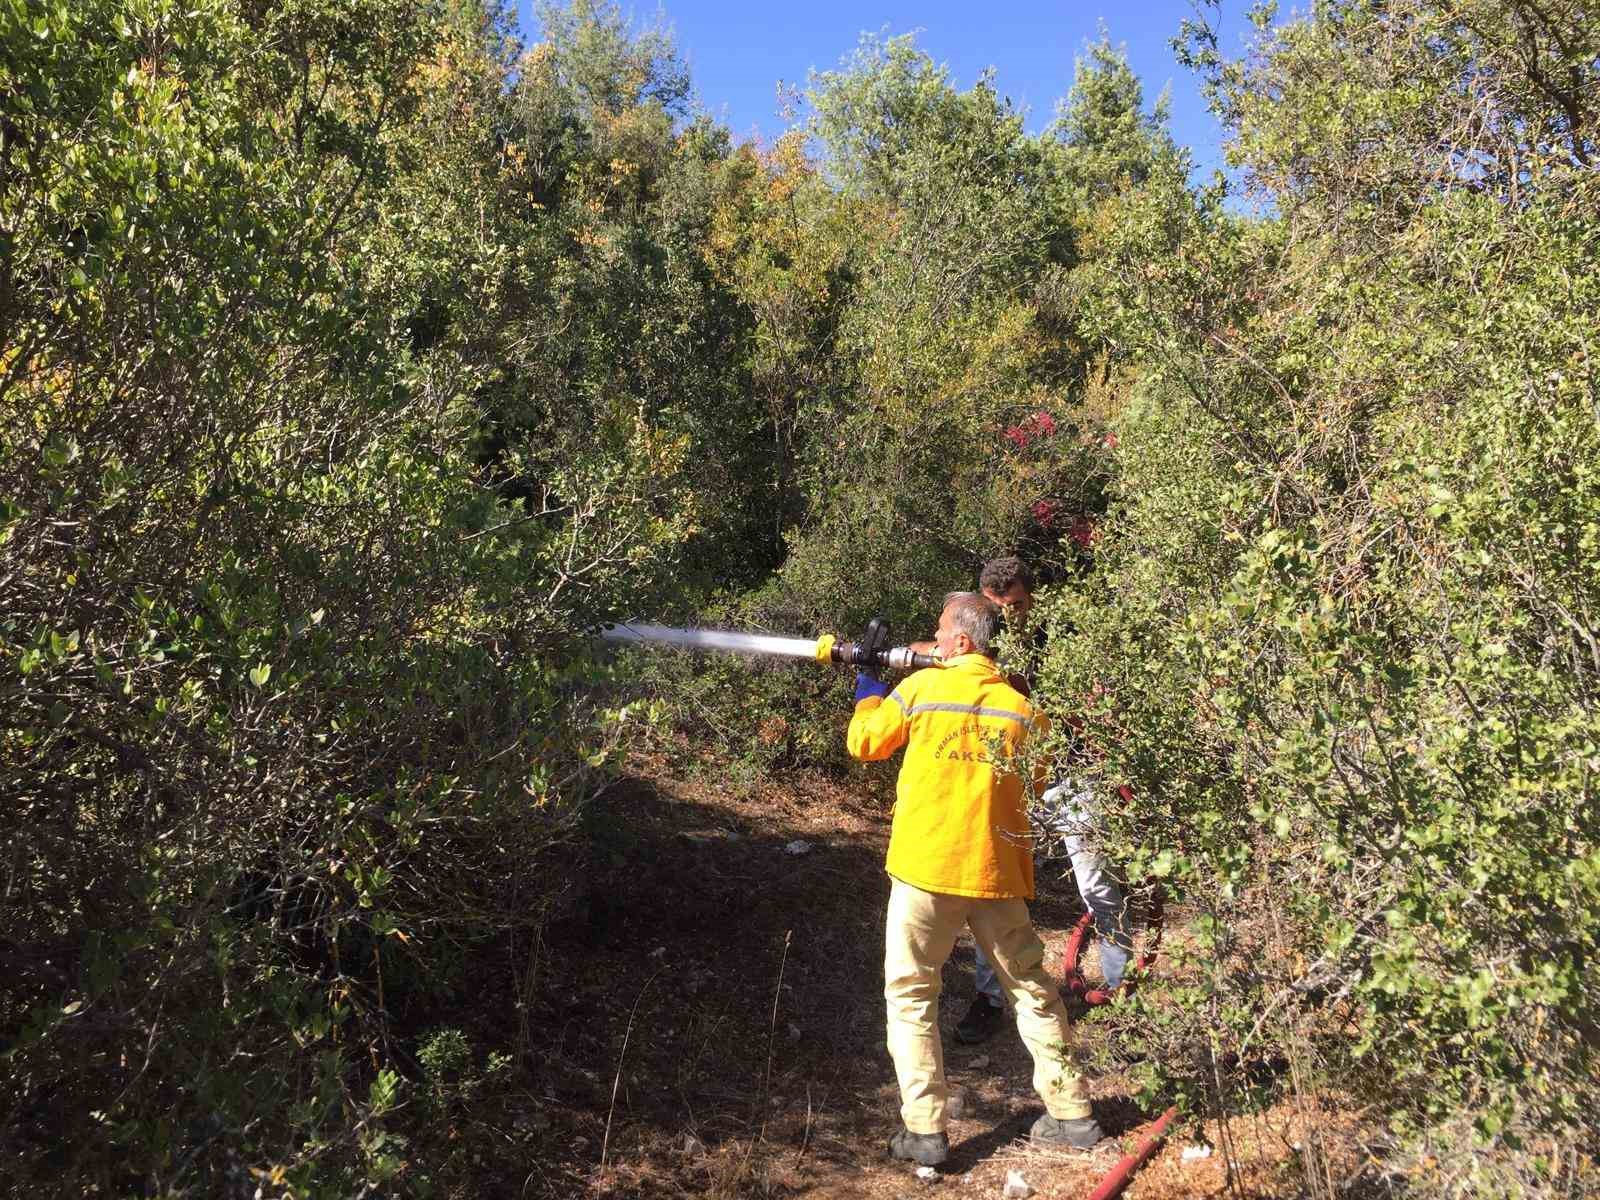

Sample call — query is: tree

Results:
[1,1,707,1191]
[1051,36,1179,201]
[770,35,1098,633]
[1036,0,1600,1188]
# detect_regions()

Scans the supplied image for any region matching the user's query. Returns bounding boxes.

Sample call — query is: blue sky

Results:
[515,1,1271,185]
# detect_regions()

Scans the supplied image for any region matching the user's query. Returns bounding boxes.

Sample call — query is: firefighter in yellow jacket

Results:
[849,591,1104,1166]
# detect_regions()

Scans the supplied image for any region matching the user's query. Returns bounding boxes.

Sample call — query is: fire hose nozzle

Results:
[819,620,938,672]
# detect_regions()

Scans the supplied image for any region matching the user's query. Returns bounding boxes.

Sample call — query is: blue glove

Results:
[854,672,892,703]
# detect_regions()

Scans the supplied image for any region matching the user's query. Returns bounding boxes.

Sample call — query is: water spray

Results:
[601,617,937,674]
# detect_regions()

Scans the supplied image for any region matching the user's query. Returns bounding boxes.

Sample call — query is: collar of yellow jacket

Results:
[939,653,997,672]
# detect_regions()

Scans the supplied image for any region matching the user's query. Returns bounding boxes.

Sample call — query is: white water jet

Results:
[601,622,819,661]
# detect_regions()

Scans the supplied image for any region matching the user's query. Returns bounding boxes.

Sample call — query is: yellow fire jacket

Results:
[847,654,1045,900]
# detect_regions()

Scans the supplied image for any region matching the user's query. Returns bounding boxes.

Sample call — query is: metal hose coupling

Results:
[817,619,938,672]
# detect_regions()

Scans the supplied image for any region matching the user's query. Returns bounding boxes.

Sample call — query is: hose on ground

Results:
[1085,1106,1179,1200]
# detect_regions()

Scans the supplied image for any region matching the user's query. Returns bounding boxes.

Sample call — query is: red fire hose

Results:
[1058,778,1166,1007]
[1061,887,1175,1196]
[1085,1106,1180,1200]
[1060,887,1165,1007]
[1049,788,1177,1194]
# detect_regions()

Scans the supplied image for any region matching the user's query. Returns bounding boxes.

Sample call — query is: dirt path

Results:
[512,759,1291,1199]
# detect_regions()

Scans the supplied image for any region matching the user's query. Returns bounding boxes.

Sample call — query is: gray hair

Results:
[942,591,1001,654]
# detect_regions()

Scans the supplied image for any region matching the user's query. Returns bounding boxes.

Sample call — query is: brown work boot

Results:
[1030,1113,1104,1149]
[888,1128,949,1166]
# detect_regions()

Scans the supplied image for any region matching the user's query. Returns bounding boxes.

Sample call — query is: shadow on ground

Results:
[458,762,1150,1198]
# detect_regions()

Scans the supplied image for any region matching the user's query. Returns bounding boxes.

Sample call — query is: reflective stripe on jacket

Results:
[847,654,1045,900]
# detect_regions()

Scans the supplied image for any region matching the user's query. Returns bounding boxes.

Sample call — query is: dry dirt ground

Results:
[496,755,1365,1200]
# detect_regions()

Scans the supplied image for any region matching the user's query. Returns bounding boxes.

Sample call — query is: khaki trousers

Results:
[885,877,1092,1134]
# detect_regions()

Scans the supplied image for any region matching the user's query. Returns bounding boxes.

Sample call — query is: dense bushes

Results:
[1033,0,1600,1189]
[0,0,754,1192]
